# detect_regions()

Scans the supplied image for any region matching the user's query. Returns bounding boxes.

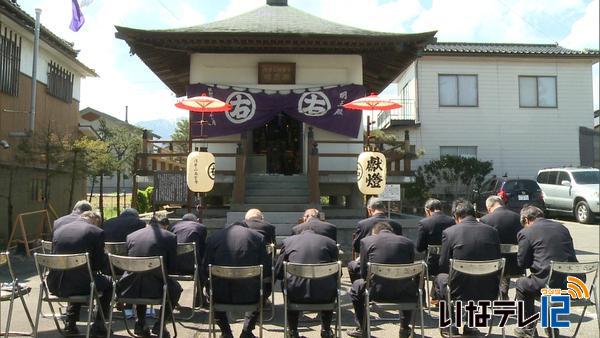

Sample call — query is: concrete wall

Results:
[393,56,596,179]
[0,166,85,243]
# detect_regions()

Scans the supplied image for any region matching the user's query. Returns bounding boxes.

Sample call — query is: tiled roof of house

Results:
[424,42,599,57]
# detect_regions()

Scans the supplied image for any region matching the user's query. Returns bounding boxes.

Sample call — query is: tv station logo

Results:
[438,276,590,329]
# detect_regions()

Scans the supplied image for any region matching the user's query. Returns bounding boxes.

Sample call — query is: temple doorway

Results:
[252,113,302,175]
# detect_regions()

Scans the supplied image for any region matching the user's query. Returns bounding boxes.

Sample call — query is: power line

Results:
[155,0,180,21]
[495,0,559,44]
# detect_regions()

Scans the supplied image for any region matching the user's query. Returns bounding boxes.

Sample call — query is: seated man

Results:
[514,206,579,338]
[52,200,92,234]
[244,209,276,245]
[275,223,339,338]
[203,221,270,338]
[48,211,111,337]
[415,198,455,305]
[170,213,207,306]
[348,222,417,338]
[292,208,337,242]
[435,199,501,336]
[348,197,403,282]
[480,195,525,299]
[103,208,146,242]
[117,216,182,338]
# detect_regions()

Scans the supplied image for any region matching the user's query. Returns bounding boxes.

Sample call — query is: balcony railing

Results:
[376,98,417,129]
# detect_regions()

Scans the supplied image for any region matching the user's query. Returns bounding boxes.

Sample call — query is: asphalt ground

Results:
[1,217,597,337]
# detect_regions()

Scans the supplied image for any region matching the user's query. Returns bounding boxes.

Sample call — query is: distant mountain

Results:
[135,119,177,139]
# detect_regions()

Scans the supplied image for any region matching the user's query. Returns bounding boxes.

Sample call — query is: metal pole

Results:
[30,8,41,134]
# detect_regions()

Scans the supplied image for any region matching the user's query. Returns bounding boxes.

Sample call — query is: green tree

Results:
[406,155,493,207]
[171,119,189,153]
[98,120,142,215]
[16,121,73,210]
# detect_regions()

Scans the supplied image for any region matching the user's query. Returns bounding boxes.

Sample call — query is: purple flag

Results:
[187,83,366,138]
[69,0,85,32]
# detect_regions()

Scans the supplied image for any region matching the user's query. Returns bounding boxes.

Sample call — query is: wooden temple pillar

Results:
[307,127,320,205]
[232,132,248,205]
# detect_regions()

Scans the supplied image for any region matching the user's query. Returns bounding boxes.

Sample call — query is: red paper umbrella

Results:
[343,92,402,111]
[175,93,232,112]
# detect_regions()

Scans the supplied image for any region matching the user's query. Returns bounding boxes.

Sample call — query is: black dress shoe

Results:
[219,332,234,338]
[440,325,460,336]
[514,326,538,338]
[321,328,334,338]
[134,321,150,337]
[399,326,412,338]
[462,326,482,336]
[347,327,363,337]
[90,323,109,338]
[239,330,257,338]
[288,329,300,338]
[63,322,79,335]
[152,322,170,338]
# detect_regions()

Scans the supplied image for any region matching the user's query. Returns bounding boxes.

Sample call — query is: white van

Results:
[536,167,599,224]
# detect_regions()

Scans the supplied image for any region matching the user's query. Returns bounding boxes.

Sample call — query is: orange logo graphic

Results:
[564,276,589,299]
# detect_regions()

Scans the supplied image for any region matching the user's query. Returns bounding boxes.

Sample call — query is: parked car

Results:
[536,167,599,224]
[470,176,546,216]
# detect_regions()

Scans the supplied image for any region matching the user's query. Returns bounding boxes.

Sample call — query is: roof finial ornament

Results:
[267,0,287,6]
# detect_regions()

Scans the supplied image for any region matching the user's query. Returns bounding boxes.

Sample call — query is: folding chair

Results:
[283,261,342,338]
[364,261,426,338]
[499,244,521,300]
[40,241,53,254]
[104,242,127,256]
[424,244,442,315]
[264,243,276,322]
[169,243,200,320]
[445,258,505,338]
[545,261,599,338]
[0,252,34,336]
[107,254,177,338]
[33,253,107,338]
[208,265,263,338]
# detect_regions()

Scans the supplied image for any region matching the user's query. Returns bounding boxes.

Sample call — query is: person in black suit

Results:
[435,199,501,336]
[275,223,339,338]
[347,222,417,338]
[480,195,524,300]
[102,208,146,242]
[415,198,455,304]
[244,209,276,245]
[52,200,92,235]
[203,222,270,338]
[292,209,337,242]
[348,197,403,282]
[170,213,207,305]
[48,211,111,336]
[513,206,579,338]
[117,216,182,338]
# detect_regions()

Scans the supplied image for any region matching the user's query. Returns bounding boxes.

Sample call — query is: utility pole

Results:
[30,8,41,134]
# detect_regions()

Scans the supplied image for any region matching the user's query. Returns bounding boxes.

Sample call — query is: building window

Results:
[0,25,22,96]
[519,76,557,108]
[47,61,74,103]
[438,74,478,107]
[440,146,477,159]
[31,177,46,202]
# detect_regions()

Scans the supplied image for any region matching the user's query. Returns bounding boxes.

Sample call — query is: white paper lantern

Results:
[357,151,386,195]
[186,151,215,192]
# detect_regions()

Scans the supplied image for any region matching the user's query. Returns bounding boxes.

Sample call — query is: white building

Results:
[378,42,599,178]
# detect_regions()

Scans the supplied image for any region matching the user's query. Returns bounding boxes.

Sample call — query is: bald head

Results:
[72,200,92,214]
[245,208,264,221]
[182,213,198,222]
[303,208,320,221]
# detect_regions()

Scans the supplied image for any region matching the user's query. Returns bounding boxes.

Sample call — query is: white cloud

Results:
[561,0,599,49]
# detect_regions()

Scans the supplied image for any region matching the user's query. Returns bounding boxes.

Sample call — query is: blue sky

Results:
[16,0,600,123]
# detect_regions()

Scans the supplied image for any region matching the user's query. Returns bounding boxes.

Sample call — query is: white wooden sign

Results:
[357,151,386,195]
[379,184,401,201]
[186,151,215,192]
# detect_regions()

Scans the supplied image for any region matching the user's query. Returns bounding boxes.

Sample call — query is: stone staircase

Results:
[234,174,313,212]
[228,174,316,233]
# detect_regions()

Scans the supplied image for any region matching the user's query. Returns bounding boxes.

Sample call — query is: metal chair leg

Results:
[33,285,43,338]
[85,291,94,338]
[364,291,370,338]
[419,289,425,338]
